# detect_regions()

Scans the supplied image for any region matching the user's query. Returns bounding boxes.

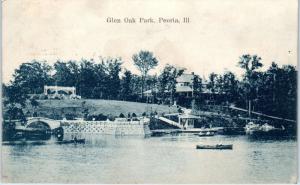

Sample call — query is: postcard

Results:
[1,0,298,184]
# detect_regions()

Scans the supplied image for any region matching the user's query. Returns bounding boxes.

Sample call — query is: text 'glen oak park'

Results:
[106,17,190,24]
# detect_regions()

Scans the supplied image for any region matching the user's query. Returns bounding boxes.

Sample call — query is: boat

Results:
[245,122,287,137]
[197,127,220,137]
[55,138,85,144]
[196,144,233,150]
[198,131,215,137]
[245,122,261,134]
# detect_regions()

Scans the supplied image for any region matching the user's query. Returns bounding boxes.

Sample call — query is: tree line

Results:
[2,51,297,121]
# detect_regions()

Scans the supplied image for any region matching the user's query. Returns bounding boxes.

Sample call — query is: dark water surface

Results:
[1,134,297,183]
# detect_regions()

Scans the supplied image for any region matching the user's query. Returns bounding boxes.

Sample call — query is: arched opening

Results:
[25,121,52,140]
[47,89,56,94]
[57,90,69,95]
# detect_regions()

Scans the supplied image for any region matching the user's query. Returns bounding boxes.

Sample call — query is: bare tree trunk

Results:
[248,100,251,117]
[141,75,144,99]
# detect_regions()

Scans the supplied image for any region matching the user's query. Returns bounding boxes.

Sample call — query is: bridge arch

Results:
[26,117,61,130]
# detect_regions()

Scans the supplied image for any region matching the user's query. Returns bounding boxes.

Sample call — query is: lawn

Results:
[28,99,179,118]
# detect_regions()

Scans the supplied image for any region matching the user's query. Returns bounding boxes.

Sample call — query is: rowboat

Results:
[55,139,85,144]
[196,144,233,150]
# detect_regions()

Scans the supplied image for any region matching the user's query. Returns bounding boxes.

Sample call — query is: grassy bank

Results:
[25,99,179,119]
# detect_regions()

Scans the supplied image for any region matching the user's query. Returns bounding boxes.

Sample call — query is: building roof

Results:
[176,74,194,83]
[44,85,75,91]
[176,86,193,92]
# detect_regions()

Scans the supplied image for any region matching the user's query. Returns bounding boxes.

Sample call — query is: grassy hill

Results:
[26,99,179,119]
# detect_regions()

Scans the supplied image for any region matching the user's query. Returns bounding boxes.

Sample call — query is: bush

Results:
[30,94,40,99]
[50,113,62,120]
[86,114,109,121]
[65,113,76,120]
[96,114,107,121]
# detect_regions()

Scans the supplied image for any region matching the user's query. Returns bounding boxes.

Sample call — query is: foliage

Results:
[192,74,202,97]
[4,106,26,122]
[238,54,263,108]
[30,98,39,108]
[12,60,52,94]
[54,61,78,87]
[121,70,133,101]
[2,53,297,121]
[132,50,158,97]
[207,73,218,94]
[103,57,122,99]
[217,71,239,103]
[254,62,297,119]
[158,64,185,103]
[3,84,29,121]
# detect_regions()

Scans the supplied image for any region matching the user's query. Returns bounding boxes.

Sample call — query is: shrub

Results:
[65,113,76,120]
[96,114,107,121]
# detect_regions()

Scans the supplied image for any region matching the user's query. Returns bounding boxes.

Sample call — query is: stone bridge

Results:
[26,117,61,130]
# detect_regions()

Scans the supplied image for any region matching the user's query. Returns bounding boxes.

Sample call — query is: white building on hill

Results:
[176,73,194,97]
[44,85,81,100]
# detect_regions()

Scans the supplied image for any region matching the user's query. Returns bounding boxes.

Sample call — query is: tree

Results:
[53,61,71,86]
[158,64,185,104]
[103,57,122,99]
[4,84,28,107]
[258,63,297,120]
[12,60,52,94]
[281,65,297,120]
[3,84,28,123]
[238,54,263,116]
[218,71,238,104]
[145,75,158,93]
[78,59,97,98]
[192,74,202,98]
[132,51,158,98]
[53,60,80,87]
[30,98,39,117]
[121,70,133,101]
[207,72,218,104]
[130,74,143,101]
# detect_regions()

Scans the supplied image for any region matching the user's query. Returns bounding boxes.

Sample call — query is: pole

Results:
[248,100,251,117]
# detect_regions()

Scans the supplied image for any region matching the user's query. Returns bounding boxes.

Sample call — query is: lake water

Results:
[1,134,298,183]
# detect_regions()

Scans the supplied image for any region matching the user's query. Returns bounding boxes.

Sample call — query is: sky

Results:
[3,0,298,83]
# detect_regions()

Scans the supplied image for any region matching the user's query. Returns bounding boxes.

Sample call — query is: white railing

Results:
[155,116,183,129]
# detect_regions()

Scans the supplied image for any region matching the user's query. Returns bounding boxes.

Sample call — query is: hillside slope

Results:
[27,99,178,118]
